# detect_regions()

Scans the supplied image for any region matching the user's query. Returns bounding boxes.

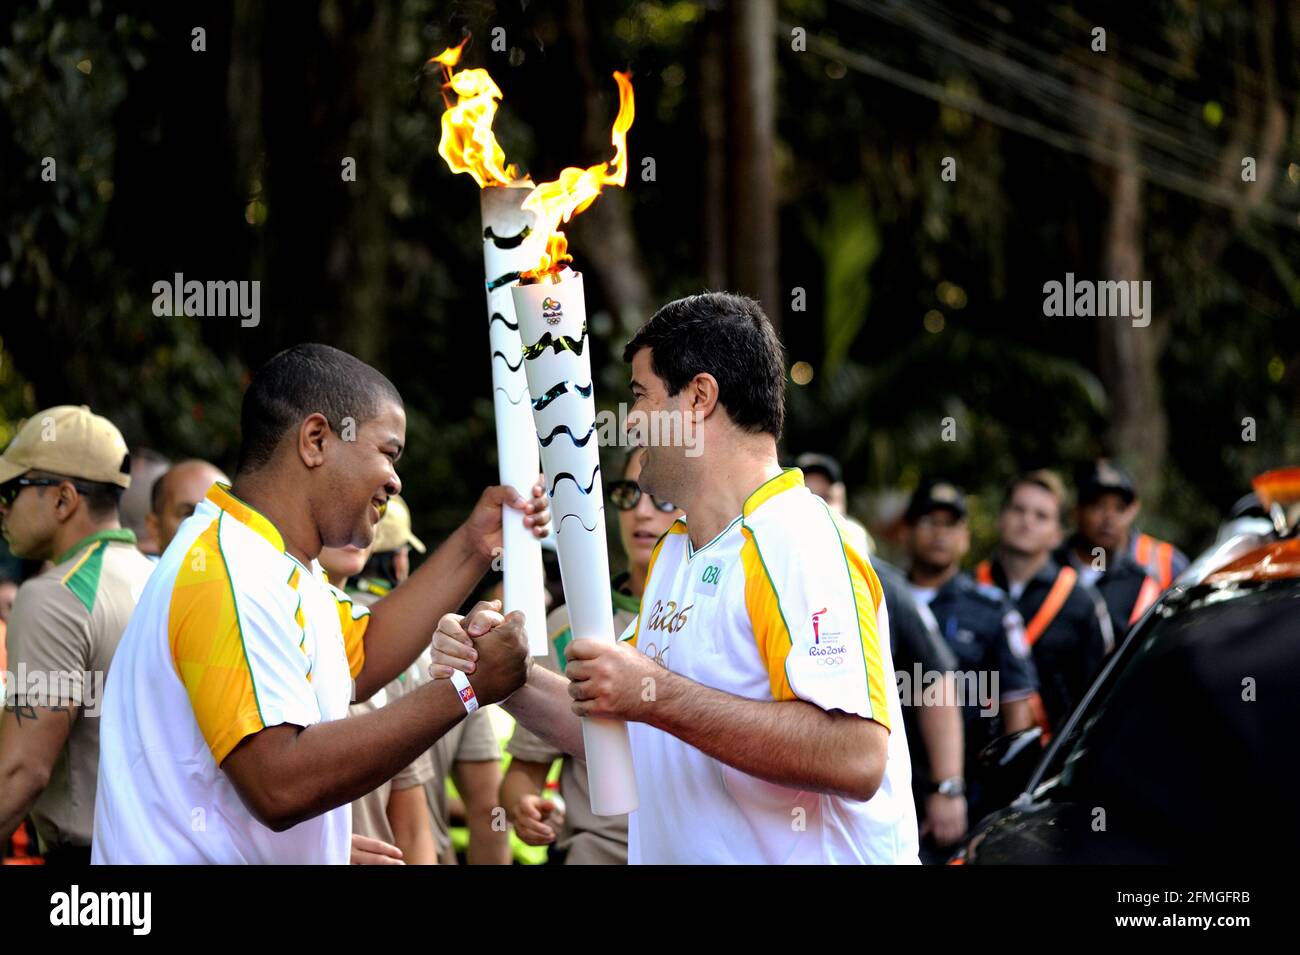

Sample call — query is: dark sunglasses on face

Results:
[607,480,676,513]
[0,476,92,508]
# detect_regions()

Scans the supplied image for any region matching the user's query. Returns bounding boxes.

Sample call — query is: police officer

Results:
[902,479,1037,826]
[976,470,1114,733]
[798,457,968,859]
[1056,461,1167,636]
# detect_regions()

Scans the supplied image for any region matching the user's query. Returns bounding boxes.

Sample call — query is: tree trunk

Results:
[701,4,728,292]
[727,0,779,325]
[564,0,654,335]
[1094,63,1166,499]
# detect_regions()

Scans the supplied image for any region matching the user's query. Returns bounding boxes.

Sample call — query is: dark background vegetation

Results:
[2,0,1297,567]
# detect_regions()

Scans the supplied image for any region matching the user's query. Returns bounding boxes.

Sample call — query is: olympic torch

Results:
[432,41,547,654]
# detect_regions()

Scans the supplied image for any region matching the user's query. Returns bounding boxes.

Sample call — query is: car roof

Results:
[1203,537,1300,585]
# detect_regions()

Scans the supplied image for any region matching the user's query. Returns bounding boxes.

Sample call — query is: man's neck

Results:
[998,547,1050,586]
[680,445,782,552]
[908,563,959,590]
[51,516,122,562]
[1071,537,1113,567]
[231,471,320,566]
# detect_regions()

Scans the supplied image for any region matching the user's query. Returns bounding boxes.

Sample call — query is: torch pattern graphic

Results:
[481,185,550,656]
[512,269,639,816]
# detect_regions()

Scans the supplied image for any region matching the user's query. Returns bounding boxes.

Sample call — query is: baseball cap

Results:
[795,452,843,486]
[371,494,426,555]
[1075,459,1136,506]
[0,405,132,489]
[904,479,967,523]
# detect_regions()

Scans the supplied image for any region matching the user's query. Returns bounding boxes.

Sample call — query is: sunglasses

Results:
[607,480,676,513]
[0,476,93,509]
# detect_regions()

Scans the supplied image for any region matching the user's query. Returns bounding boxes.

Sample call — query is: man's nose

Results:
[385,472,402,497]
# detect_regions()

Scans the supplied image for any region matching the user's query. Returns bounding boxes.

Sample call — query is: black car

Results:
[955,532,1300,864]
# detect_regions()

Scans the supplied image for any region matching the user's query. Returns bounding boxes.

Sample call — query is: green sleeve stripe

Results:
[216,512,266,726]
[63,541,106,614]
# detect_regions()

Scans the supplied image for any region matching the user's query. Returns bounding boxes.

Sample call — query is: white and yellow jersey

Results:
[92,484,367,864]
[622,469,918,864]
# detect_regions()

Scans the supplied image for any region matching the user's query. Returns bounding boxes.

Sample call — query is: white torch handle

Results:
[482,185,550,656]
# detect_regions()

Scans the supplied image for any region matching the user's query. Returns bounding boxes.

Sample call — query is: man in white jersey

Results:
[92,344,543,864]
[431,293,918,864]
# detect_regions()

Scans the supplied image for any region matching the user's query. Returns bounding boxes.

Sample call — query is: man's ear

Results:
[53,481,82,523]
[298,413,332,469]
[689,373,721,419]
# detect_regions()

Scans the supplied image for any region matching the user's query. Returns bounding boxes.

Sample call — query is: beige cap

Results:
[0,405,132,489]
[371,494,426,554]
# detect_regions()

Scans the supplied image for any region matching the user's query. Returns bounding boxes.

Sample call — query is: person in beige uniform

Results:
[324,495,507,866]
[500,450,683,864]
[320,495,439,865]
[0,406,155,863]
[423,703,505,864]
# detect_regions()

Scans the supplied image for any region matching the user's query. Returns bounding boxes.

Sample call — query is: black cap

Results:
[1076,459,1137,506]
[795,452,842,486]
[904,479,967,523]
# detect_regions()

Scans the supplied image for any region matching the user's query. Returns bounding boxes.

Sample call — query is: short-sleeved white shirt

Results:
[92,484,368,864]
[622,469,919,864]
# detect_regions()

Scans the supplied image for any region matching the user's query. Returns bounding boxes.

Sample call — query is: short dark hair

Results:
[1003,469,1068,521]
[28,471,123,519]
[237,344,402,474]
[622,293,785,439]
[150,471,167,515]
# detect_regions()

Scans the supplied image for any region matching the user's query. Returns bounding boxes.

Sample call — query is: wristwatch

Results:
[929,776,966,797]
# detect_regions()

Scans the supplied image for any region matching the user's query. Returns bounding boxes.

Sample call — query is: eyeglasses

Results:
[0,477,92,508]
[608,480,677,513]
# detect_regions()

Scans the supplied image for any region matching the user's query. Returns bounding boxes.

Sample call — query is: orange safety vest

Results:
[1129,573,1162,627]
[973,561,1077,741]
[1134,532,1176,590]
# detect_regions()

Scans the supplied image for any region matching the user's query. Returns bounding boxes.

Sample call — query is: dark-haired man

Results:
[92,344,547,863]
[0,405,155,863]
[902,479,1037,825]
[432,293,918,864]
[976,470,1113,732]
[1056,461,1166,636]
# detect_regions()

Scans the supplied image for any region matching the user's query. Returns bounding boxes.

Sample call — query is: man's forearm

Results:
[1001,698,1034,734]
[503,666,587,760]
[227,679,469,831]
[500,758,550,809]
[357,525,489,698]
[647,672,884,801]
[0,765,42,844]
[918,676,964,781]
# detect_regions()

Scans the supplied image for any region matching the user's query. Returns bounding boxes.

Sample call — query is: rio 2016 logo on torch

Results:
[542,297,563,324]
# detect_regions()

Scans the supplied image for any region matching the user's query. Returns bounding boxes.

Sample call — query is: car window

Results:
[1036,582,1300,850]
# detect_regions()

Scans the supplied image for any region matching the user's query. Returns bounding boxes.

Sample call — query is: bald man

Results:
[147,459,230,552]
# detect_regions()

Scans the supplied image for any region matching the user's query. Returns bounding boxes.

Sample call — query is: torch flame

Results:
[431,37,635,274]
[431,38,519,188]
[521,71,635,277]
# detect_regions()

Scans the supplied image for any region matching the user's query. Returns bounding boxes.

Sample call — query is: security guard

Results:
[1055,461,1166,636]
[976,470,1114,735]
[902,479,1037,824]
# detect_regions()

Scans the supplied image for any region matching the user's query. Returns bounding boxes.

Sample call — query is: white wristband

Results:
[450,669,480,714]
